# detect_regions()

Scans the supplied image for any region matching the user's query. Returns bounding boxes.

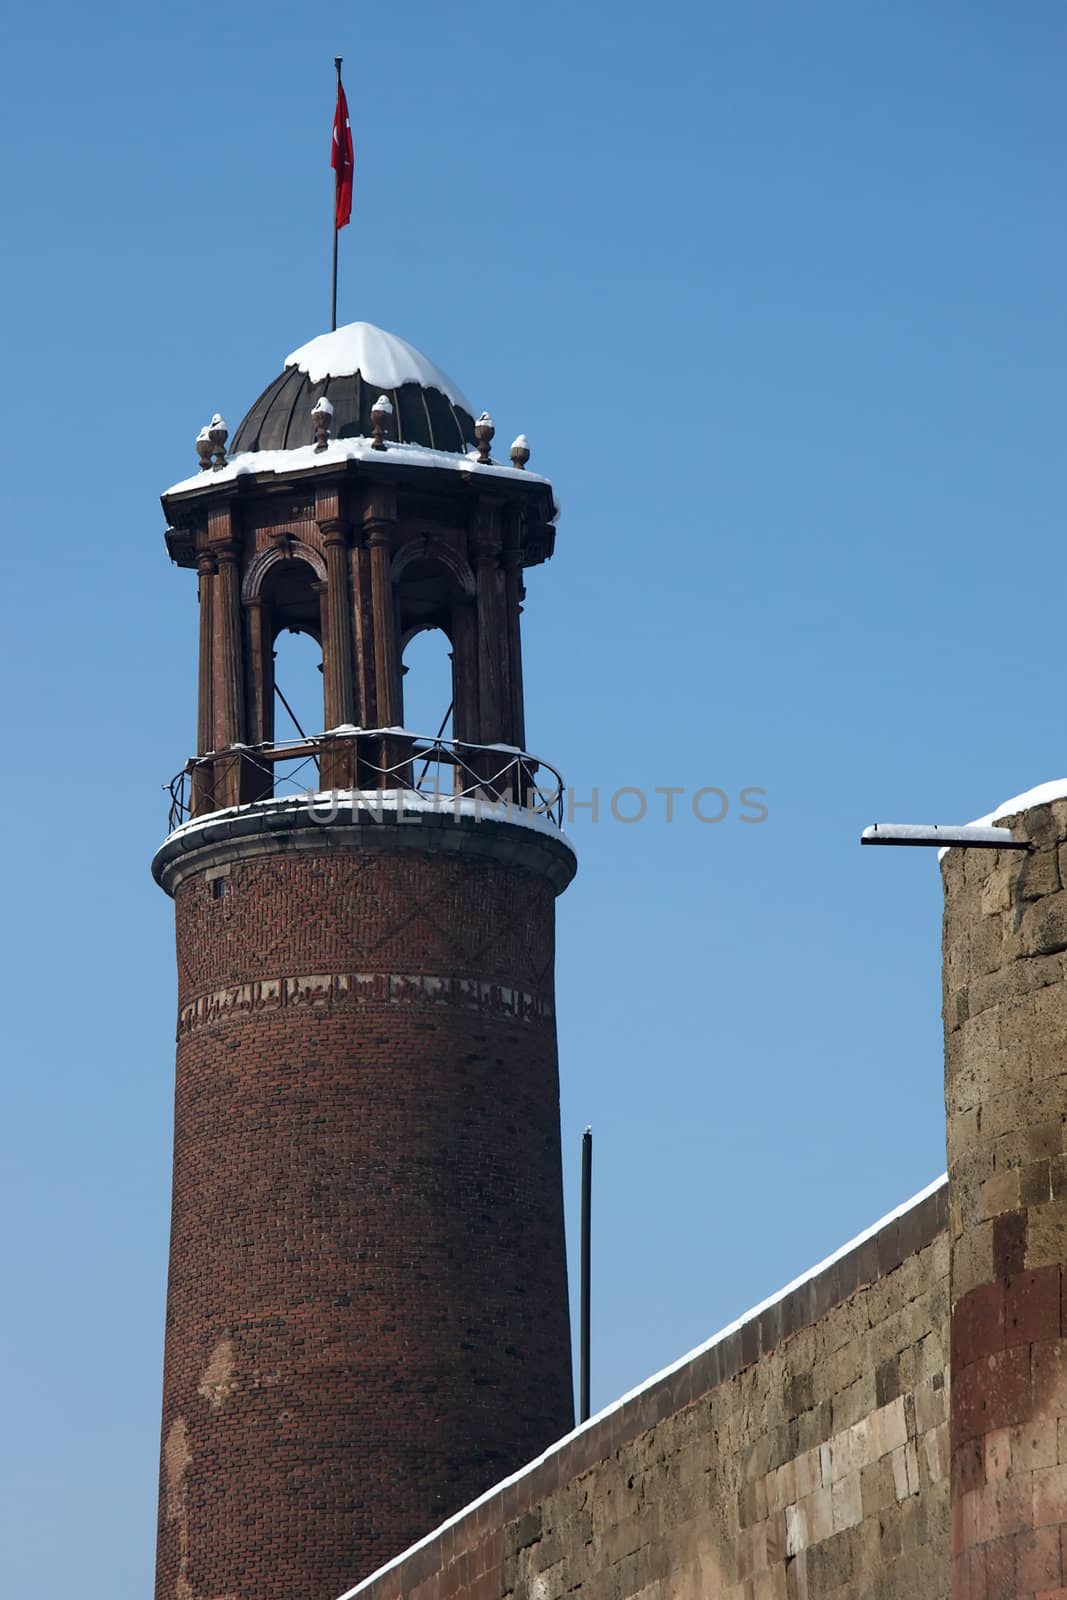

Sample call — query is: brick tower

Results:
[942,790,1067,1596]
[152,323,576,1600]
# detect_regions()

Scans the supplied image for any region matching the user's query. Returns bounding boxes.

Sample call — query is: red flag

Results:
[332,77,354,231]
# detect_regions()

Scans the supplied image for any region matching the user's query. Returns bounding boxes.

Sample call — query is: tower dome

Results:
[230,320,477,455]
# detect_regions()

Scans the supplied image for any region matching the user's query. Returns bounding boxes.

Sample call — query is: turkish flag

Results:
[332,78,354,231]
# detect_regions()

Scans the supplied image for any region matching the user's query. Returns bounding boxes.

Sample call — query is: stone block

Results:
[1010,1418,1059,1472]
[804,1528,853,1592]
[1022,1160,1056,1207]
[803,1485,833,1545]
[952,1280,1005,1364]
[953,1220,994,1303]
[831,1470,862,1532]
[982,1474,1032,1540]
[915,1375,948,1436]
[923,1422,949,1485]
[949,1106,982,1164]
[1015,1524,1063,1591]
[1018,890,1067,959]
[1034,1464,1067,1527]
[981,1167,1021,1220]
[980,863,1015,915]
[995,1209,1029,1277]
[952,1346,1032,1447]
[1006,1268,1062,1346]
[1052,1155,1067,1201]
[1029,1203,1067,1271]
[983,1533,1016,1596]
[983,1426,1012,1483]
[860,1454,895,1517]
[1018,848,1063,902]
[1032,1340,1067,1416]
[792,1447,820,1501]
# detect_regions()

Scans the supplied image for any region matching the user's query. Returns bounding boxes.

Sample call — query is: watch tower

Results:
[152,322,576,1600]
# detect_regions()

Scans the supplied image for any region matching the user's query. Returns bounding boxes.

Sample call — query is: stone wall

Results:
[341,1181,949,1600]
[942,792,1067,1598]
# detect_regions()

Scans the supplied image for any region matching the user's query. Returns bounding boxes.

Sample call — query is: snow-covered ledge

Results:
[164,433,554,499]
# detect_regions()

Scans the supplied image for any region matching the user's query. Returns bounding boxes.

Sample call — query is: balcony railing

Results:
[165,727,566,834]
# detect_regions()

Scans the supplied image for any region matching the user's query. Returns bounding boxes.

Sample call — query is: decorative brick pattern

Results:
[342,1185,950,1600]
[178,971,552,1035]
[155,829,574,1600]
[943,797,1067,1599]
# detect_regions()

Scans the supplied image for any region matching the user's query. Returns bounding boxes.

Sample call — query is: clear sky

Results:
[1,3,1064,1595]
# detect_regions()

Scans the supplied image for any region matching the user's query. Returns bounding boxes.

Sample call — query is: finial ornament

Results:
[195,426,213,472]
[208,413,228,470]
[311,395,334,453]
[475,412,495,464]
[510,434,530,470]
[370,394,393,451]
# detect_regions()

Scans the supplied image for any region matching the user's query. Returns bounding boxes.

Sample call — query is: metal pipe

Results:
[579,1126,592,1424]
[861,822,1029,850]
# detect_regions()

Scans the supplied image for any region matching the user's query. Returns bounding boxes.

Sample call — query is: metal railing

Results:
[165,727,566,833]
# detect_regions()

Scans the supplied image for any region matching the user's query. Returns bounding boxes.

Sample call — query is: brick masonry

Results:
[154,820,575,1600]
[341,1182,951,1600]
[942,796,1067,1599]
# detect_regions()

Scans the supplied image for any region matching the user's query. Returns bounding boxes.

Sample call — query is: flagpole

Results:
[331,55,342,332]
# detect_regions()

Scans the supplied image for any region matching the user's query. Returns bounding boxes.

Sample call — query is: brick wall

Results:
[942,793,1067,1598]
[155,822,574,1600]
[341,1181,950,1600]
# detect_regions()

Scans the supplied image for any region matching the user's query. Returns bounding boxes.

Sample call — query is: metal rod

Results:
[331,57,342,332]
[416,699,455,786]
[274,681,308,741]
[579,1126,592,1424]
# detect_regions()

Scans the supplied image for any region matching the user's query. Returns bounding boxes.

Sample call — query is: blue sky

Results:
[2,3,1064,1595]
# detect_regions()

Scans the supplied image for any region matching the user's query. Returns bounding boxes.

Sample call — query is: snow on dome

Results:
[285,322,473,414]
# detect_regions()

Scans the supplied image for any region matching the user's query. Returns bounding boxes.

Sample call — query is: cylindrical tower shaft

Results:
[154,810,575,1600]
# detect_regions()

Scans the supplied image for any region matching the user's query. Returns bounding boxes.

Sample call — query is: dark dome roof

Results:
[230,322,477,456]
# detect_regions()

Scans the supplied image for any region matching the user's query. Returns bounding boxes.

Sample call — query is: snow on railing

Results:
[165,727,566,833]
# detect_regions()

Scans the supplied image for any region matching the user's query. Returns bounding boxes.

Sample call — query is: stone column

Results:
[472,505,507,748]
[366,520,399,728]
[350,534,375,728]
[212,544,246,808]
[503,550,526,753]
[942,793,1067,1598]
[450,595,479,747]
[192,552,216,816]
[320,519,355,731]
[244,596,271,746]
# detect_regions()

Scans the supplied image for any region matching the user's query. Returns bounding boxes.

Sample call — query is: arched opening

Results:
[257,556,324,795]
[401,625,454,741]
[272,626,323,741]
[271,626,323,795]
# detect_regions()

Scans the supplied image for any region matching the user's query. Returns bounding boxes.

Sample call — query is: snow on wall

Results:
[335,1173,948,1600]
[937,778,1067,860]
